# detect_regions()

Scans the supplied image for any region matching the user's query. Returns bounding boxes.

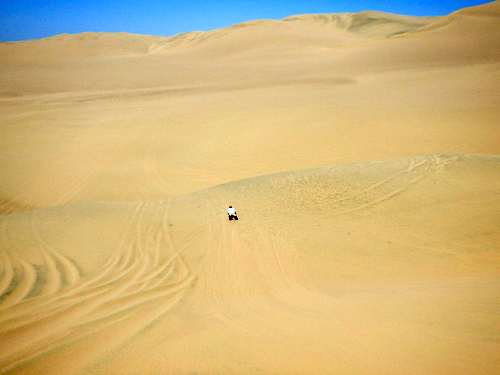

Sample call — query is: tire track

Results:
[0,259,37,310]
[0,219,38,310]
[0,200,195,373]
[244,225,327,315]
[250,155,461,219]
[0,221,16,299]
[329,154,460,215]
[200,193,260,331]
[29,211,63,297]
[201,192,330,334]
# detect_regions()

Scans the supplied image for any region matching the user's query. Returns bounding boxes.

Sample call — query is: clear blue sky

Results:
[0,0,493,42]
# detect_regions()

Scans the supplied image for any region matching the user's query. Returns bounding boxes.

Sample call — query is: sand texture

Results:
[1,2,499,374]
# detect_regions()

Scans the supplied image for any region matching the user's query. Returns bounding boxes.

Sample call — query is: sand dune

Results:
[1,1,499,374]
[1,154,499,374]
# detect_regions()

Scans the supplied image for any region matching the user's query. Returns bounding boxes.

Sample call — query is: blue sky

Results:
[0,0,493,42]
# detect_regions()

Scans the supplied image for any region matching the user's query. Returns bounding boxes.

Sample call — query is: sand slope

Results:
[1,154,499,374]
[1,2,499,212]
[1,1,500,374]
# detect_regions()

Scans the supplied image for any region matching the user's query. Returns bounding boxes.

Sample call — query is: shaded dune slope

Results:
[0,154,499,374]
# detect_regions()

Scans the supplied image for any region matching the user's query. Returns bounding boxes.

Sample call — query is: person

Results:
[227,205,238,220]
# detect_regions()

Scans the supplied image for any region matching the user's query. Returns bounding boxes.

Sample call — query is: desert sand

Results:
[0,1,499,374]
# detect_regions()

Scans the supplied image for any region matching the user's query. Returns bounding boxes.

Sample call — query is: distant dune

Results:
[0,2,499,374]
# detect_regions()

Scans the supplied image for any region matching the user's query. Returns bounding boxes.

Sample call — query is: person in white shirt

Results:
[227,206,238,220]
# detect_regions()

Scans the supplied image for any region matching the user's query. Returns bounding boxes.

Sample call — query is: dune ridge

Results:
[1,11,438,61]
[1,1,500,374]
[281,11,438,38]
[0,2,499,212]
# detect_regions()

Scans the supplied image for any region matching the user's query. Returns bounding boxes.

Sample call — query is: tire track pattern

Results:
[0,201,194,373]
[329,155,460,215]
[202,194,333,335]
[259,154,460,217]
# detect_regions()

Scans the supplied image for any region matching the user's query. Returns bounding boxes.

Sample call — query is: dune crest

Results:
[0,9,439,62]
[0,1,499,211]
[0,32,167,64]
[282,11,438,38]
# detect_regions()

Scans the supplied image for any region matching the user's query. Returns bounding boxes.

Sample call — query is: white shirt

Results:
[227,207,236,215]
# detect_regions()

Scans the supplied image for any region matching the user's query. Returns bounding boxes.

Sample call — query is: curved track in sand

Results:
[0,155,499,374]
[326,154,460,215]
[0,3,499,372]
[0,201,194,373]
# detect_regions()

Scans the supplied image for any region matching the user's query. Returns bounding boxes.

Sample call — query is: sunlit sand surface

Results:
[1,2,499,374]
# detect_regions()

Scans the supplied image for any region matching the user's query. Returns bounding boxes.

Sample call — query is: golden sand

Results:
[1,2,499,374]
